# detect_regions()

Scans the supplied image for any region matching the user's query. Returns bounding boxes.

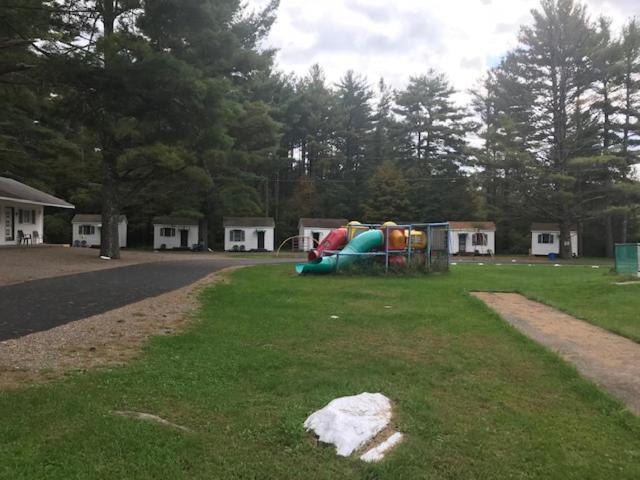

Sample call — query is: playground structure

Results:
[296,221,450,275]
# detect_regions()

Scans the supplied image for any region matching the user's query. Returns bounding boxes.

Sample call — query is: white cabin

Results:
[448,221,496,255]
[72,214,127,248]
[153,216,199,250]
[0,176,74,246]
[531,223,578,257]
[297,218,348,251]
[223,217,275,252]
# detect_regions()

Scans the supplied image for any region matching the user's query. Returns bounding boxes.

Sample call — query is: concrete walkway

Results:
[0,258,289,341]
[473,292,640,415]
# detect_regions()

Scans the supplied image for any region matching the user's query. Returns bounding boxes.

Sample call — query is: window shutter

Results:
[32,210,36,224]
[18,210,23,223]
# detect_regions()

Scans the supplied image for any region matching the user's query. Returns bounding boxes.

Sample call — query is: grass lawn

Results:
[1,264,639,479]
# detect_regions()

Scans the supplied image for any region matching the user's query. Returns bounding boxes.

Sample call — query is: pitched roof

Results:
[223,217,275,228]
[298,218,348,229]
[0,176,74,209]
[153,216,199,226]
[531,223,577,232]
[448,221,496,231]
[72,214,127,224]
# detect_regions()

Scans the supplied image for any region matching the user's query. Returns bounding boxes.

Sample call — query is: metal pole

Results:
[385,226,389,273]
[407,225,413,265]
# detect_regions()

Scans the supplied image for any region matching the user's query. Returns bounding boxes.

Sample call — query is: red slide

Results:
[308,227,348,261]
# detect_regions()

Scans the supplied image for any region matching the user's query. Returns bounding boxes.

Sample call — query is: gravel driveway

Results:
[0,258,288,341]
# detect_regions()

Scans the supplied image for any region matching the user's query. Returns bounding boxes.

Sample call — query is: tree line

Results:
[0,0,638,258]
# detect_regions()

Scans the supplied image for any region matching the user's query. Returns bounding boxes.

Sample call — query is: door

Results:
[180,229,189,248]
[257,231,265,250]
[4,207,14,242]
[458,233,467,254]
[312,232,320,249]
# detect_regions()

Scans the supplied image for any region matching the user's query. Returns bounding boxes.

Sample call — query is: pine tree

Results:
[362,161,411,221]
[394,70,473,221]
[516,0,601,257]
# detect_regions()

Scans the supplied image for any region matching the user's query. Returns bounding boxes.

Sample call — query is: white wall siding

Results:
[531,230,578,256]
[298,227,335,251]
[0,201,44,246]
[153,224,199,250]
[449,229,495,255]
[224,227,274,251]
[72,220,127,248]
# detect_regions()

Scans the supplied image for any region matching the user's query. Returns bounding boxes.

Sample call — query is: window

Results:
[538,233,554,244]
[78,225,95,235]
[229,229,245,242]
[472,233,487,246]
[160,227,176,237]
[18,209,36,224]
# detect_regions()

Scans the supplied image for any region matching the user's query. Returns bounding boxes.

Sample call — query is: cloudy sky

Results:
[249,0,638,97]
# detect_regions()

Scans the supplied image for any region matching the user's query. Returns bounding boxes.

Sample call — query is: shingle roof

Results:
[531,223,577,232]
[153,216,199,226]
[448,221,496,231]
[298,218,348,229]
[223,217,275,228]
[72,214,127,223]
[0,176,74,208]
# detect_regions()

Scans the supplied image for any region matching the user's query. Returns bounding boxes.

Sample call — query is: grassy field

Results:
[1,264,639,479]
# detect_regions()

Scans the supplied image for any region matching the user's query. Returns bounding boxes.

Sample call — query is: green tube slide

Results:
[296,229,384,275]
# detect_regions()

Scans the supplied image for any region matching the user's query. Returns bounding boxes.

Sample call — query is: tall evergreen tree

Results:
[516,0,601,257]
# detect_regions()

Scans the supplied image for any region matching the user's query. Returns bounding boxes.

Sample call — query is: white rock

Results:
[360,432,404,463]
[100,256,111,260]
[304,393,392,457]
[330,315,340,319]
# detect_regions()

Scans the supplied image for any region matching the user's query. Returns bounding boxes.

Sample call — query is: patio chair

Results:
[17,230,32,245]
[32,231,40,244]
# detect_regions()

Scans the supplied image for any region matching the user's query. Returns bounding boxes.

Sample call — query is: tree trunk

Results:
[99,0,120,260]
[100,168,121,259]
[559,220,572,259]
[577,221,584,257]
[199,217,208,251]
[621,212,628,244]
[605,214,614,258]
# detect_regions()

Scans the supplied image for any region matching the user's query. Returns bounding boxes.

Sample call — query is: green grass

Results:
[1,265,639,479]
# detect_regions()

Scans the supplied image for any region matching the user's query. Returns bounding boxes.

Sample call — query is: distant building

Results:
[448,221,496,255]
[223,217,275,252]
[0,176,74,246]
[153,216,199,250]
[297,218,348,251]
[531,223,578,256]
[72,214,127,248]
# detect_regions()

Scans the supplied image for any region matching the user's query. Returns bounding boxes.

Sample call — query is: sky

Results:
[248,0,638,98]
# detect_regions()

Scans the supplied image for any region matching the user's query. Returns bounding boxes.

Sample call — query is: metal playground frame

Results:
[324,222,450,273]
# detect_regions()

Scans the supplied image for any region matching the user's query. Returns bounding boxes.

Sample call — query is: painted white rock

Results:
[304,393,392,457]
[360,432,404,463]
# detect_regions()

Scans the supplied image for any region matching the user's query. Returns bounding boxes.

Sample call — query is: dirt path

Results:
[472,292,640,415]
